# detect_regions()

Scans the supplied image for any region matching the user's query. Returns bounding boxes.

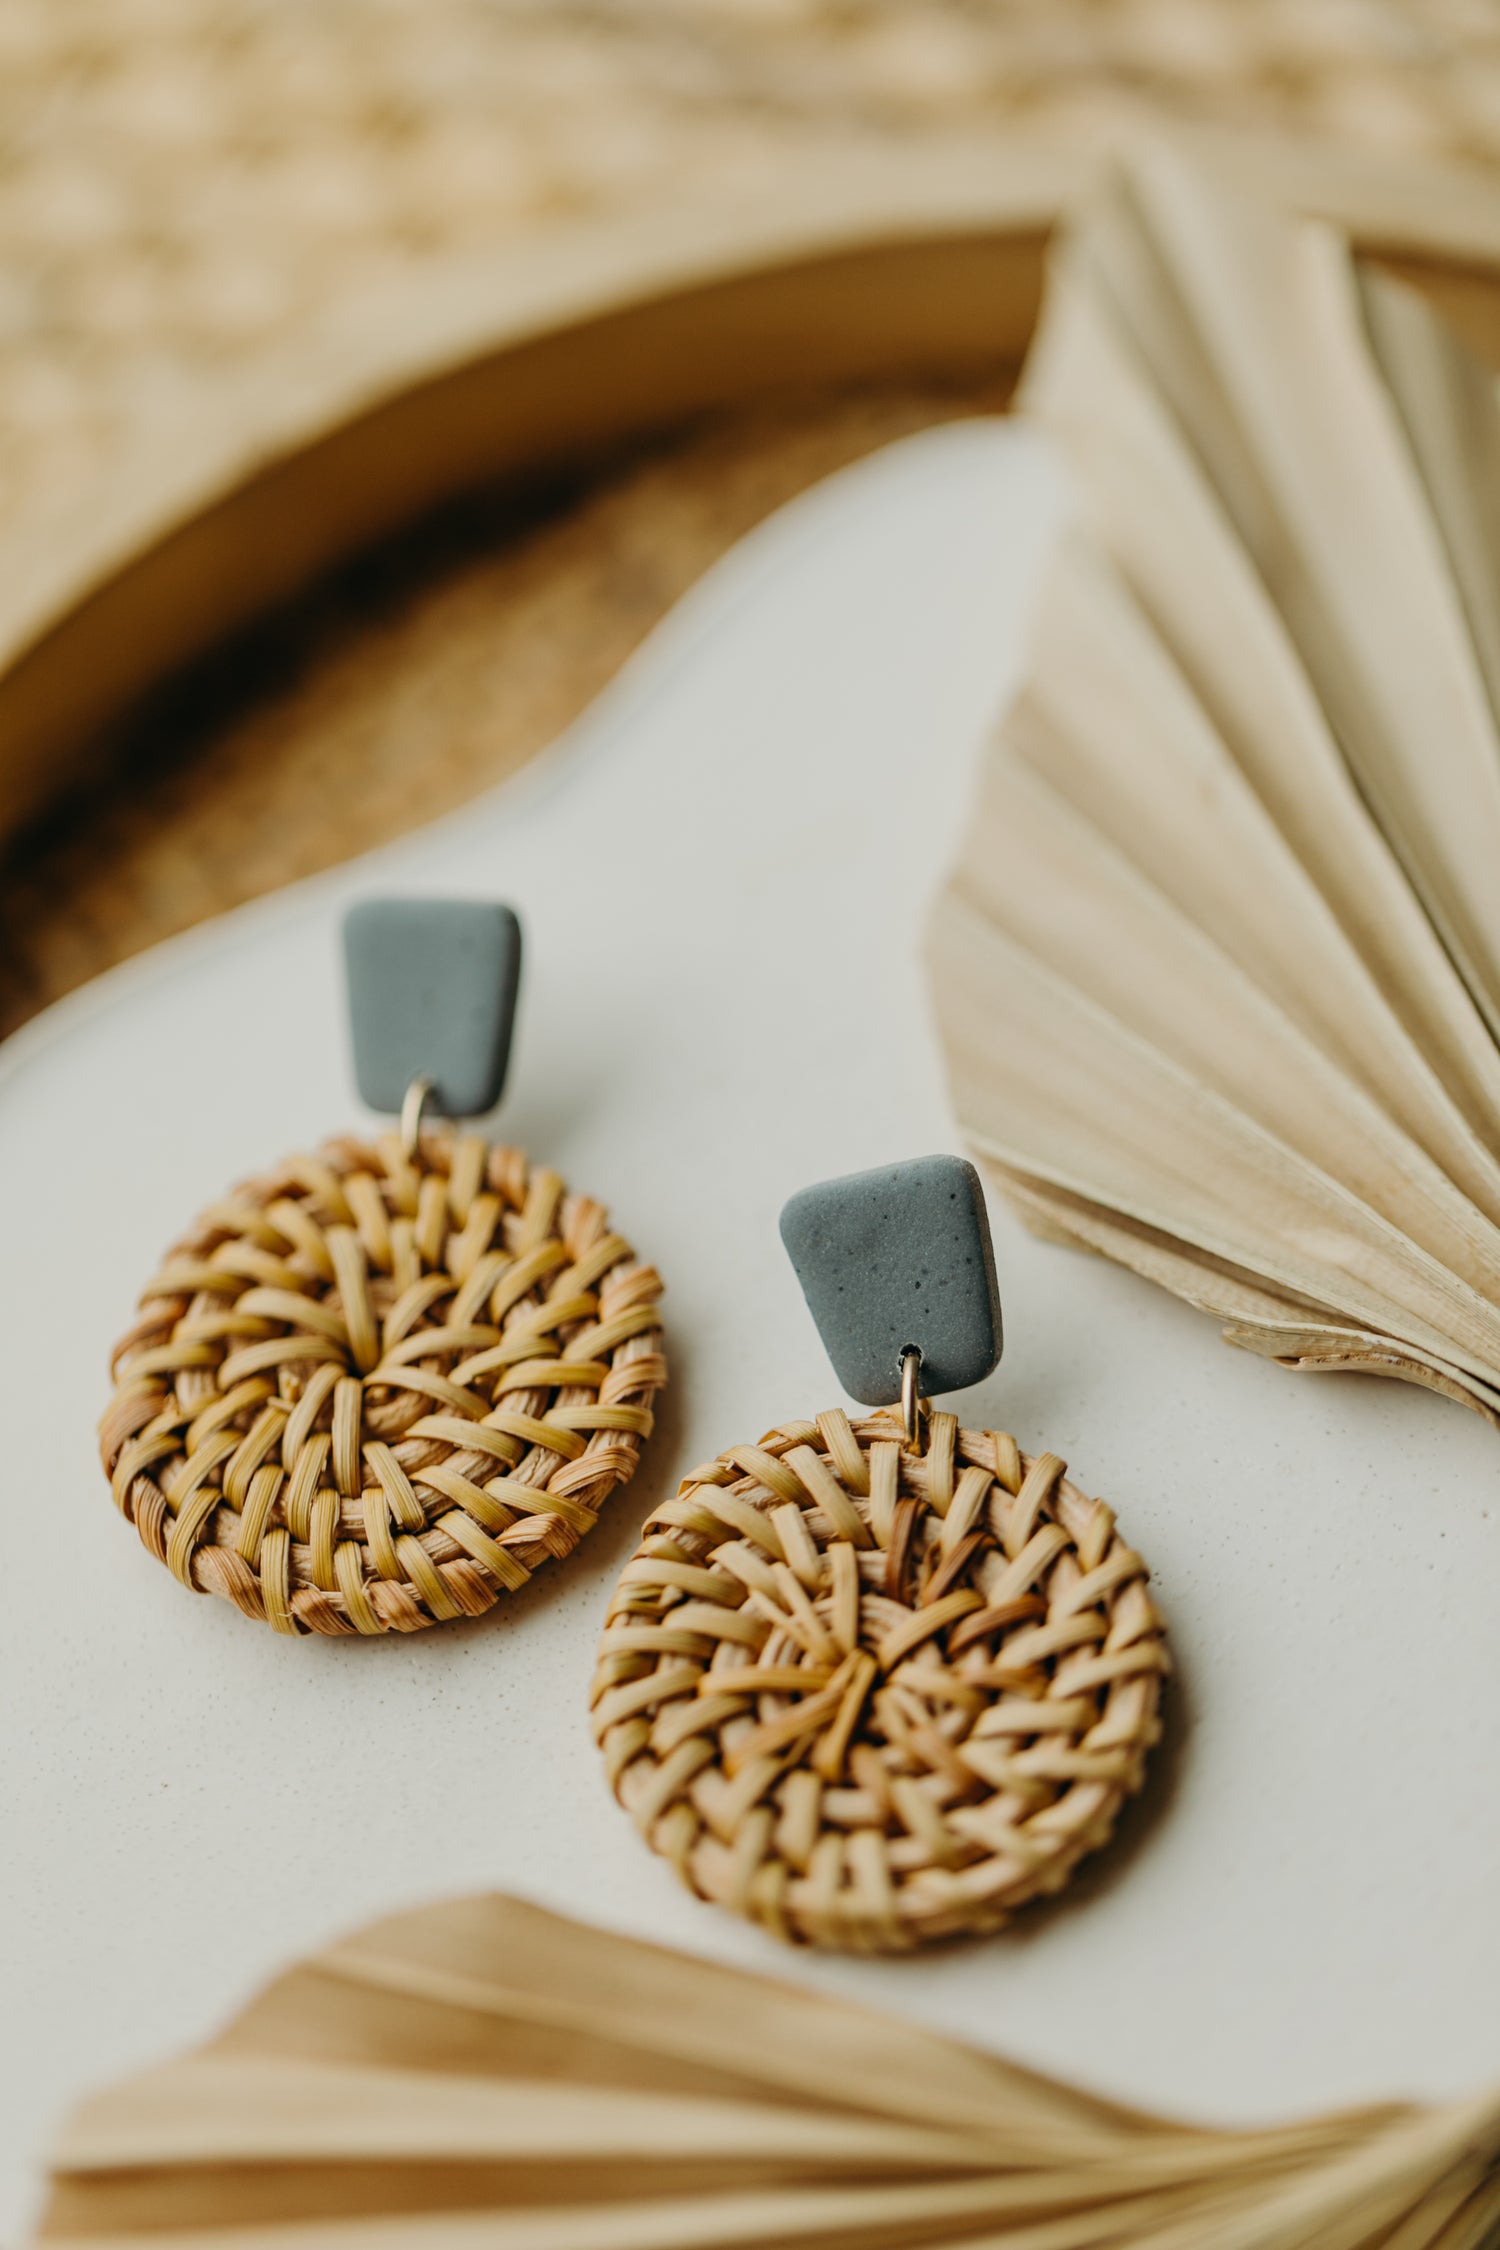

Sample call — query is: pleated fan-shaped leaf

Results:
[932,146,1500,1428]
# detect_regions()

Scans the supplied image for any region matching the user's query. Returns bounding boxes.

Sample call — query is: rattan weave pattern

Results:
[100,1130,665,1637]
[592,1409,1166,1949]
[9,5,1500,1044]
[5,0,1498,542]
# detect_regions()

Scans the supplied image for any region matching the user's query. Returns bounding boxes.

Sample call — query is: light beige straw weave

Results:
[4,0,1498,551]
[101,1131,665,1637]
[8,3,1500,1047]
[592,1408,1166,1948]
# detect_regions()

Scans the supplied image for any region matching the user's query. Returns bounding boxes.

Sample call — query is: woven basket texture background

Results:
[5,0,1499,1038]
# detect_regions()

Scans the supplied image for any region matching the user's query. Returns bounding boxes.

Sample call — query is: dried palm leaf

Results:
[33,1893,1500,2247]
[932,144,1500,1426]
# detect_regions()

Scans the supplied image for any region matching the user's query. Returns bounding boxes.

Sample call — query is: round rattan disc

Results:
[100,1130,666,1637]
[592,1408,1167,1950]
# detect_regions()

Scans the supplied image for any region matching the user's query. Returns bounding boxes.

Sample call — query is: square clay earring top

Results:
[779,1154,1003,1406]
[343,899,522,1117]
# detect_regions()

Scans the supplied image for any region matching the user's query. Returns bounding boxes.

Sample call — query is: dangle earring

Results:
[592,1154,1165,1951]
[100,899,666,1639]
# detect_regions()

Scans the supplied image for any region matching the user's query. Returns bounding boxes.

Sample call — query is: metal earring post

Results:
[399,1074,435,1163]
[899,1344,926,1455]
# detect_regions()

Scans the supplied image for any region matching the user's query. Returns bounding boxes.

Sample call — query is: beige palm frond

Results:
[33,1892,1500,2246]
[932,145,1500,1428]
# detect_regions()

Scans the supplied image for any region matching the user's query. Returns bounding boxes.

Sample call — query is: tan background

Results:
[5,0,1499,1036]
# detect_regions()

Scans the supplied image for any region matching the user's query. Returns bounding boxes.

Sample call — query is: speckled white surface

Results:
[4,420,1500,2243]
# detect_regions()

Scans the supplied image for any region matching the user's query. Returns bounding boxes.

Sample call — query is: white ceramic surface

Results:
[4,420,1500,2242]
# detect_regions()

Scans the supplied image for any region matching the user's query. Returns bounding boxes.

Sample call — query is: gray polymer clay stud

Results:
[343,898,522,1118]
[779,1153,1003,1407]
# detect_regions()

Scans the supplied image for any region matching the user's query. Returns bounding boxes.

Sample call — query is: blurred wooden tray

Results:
[8,127,1500,1047]
[9,128,1500,847]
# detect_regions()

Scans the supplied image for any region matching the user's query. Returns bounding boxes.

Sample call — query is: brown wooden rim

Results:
[7,125,1500,849]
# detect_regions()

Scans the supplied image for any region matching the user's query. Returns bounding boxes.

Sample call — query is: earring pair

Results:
[100,898,666,1637]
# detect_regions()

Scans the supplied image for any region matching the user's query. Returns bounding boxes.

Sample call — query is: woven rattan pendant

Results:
[99,898,666,1638]
[592,1155,1166,1950]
